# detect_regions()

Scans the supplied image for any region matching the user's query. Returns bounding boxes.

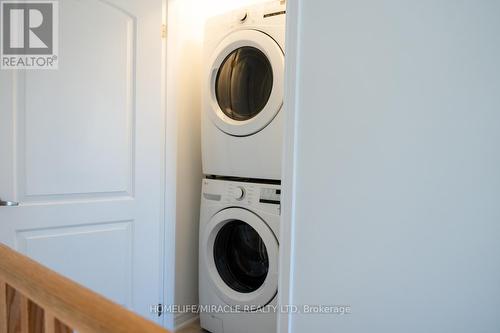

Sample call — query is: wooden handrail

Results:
[0,243,171,333]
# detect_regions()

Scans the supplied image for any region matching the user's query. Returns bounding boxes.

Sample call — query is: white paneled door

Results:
[0,0,165,322]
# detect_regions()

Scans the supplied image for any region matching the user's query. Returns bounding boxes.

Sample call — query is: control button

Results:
[233,186,245,201]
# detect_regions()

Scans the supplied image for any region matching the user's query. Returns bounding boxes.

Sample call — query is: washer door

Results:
[204,208,279,309]
[207,29,284,137]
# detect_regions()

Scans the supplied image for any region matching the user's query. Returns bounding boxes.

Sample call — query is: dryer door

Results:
[206,29,284,137]
[203,207,279,309]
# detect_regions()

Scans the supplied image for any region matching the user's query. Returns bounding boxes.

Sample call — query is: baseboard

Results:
[175,312,199,331]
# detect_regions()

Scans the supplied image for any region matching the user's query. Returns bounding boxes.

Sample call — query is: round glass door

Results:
[203,208,279,308]
[215,47,273,122]
[206,30,284,137]
[213,220,269,293]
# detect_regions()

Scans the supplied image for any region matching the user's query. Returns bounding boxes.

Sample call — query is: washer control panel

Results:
[202,179,281,209]
[259,188,281,205]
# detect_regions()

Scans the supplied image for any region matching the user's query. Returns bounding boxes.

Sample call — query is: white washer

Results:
[199,178,280,333]
[202,1,286,180]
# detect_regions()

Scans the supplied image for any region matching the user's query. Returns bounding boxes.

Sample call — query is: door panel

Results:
[17,220,133,306]
[0,0,164,322]
[22,0,135,199]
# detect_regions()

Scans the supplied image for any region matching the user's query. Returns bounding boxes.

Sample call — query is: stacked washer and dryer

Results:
[199,2,286,333]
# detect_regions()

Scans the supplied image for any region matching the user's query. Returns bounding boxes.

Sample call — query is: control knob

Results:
[232,186,245,201]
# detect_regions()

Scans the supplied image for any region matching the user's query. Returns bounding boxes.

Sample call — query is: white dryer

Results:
[202,1,286,180]
[199,178,281,333]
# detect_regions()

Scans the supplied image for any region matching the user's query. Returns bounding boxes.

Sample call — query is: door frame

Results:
[160,0,300,330]
[277,0,299,332]
[162,0,177,330]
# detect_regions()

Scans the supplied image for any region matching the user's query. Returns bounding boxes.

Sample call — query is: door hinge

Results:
[161,24,167,39]
[157,303,163,317]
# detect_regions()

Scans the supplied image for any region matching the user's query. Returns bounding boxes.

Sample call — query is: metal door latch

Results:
[0,198,19,206]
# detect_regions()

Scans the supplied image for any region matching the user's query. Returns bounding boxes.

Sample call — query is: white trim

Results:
[156,0,172,328]
[278,0,300,332]
[162,0,177,329]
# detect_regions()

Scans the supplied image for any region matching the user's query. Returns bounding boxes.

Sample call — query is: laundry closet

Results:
[166,0,286,331]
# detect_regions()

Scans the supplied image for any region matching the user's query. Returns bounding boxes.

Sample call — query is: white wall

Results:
[165,0,274,329]
[286,1,500,332]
